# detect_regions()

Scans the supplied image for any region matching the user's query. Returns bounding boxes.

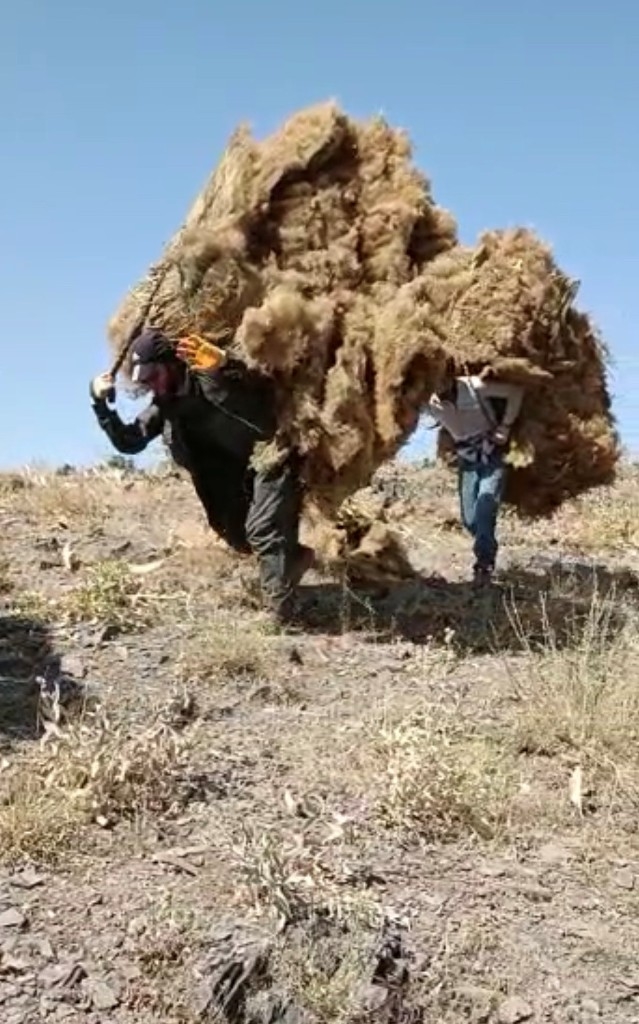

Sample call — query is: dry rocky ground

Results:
[1,458,639,1024]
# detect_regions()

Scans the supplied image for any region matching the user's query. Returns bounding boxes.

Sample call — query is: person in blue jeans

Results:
[427,374,524,583]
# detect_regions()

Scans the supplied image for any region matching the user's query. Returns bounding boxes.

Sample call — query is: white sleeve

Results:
[477,379,524,426]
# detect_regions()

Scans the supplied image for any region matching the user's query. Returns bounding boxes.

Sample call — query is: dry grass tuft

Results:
[61,560,180,632]
[275,933,372,1024]
[9,589,54,623]
[372,707,516,842]
[0,554,14,594]
[177,618,276,685]
[503,463,639,554]
[509,594,639,809]
[0,706,194,864]
[233,822,380,929]
[0,472,30,496]
[10,473,117,524]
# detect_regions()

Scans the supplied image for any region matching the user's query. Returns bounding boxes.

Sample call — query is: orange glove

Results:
[176,335,227,372]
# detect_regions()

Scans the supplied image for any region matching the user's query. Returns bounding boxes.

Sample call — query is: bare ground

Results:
[1,459,639,1024]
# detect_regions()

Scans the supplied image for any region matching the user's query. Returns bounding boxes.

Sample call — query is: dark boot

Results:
[257,546,296,617]
[288,544,315,588]
[472,562,494,587]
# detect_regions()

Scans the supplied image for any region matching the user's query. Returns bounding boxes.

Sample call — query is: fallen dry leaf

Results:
[128,559,166,576]
[569,765,583,816]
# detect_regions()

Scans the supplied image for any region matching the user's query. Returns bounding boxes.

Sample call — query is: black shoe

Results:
[472,564,494,587]
[268,594,304,631]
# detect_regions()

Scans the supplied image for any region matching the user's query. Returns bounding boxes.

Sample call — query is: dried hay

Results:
[303,492,417,587]
[426,229,620,515]
[107,104,618,525]
[107,102,456,512]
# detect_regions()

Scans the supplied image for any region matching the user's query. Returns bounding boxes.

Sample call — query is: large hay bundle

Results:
[426,229,620,515]
[108,103,619,524]
[108,102,457,511]
[302,490,418,588]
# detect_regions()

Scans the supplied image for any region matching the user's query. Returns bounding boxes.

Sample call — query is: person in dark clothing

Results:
[90,328,313,620]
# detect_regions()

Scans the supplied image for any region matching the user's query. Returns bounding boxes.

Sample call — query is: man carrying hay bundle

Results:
[427,369,524,583]
[101,104,619,594]
[90,328,314,622]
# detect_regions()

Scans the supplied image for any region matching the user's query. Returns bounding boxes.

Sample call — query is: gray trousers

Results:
[188,444,302,610]
[245,458,303,610]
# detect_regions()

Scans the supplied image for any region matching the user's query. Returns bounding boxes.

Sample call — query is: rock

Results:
[39,961,86,990]
[84,976,121,1011]
[194,922,273,1020]
[538,842,571,866]
[51,1006,79,1021]
[34,937,55,961]
[479,861,508,878]
[244,991,312,1024]
[61,653,87,679]
[0,909,26,931]
[612,869,635,890]
[40,992,61,1015]
[117,962,141,982]
[456,984,495,1021]
[1,934,19,955]
[518,883,552,903]
[126,916,147,938]
[0,950,31,973]
[355,982,389,1014]
[582,997,600,1015]
[9,869,45,891]
[0,981,21,1001]
[498,995,534,1023]
[5,1008,39,1024]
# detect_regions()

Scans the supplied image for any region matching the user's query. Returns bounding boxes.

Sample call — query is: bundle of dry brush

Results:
[108,101,619,523]
[431,229,619,515]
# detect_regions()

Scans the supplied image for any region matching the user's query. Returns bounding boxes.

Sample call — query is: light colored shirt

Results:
[426,375,524,443]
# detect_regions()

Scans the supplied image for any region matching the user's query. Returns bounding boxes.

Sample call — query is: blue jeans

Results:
[457,451,505,570]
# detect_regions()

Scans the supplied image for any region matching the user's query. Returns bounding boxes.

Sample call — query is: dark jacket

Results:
[92,360,278,470]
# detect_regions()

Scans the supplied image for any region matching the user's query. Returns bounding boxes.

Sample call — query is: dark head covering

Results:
[131,327,175,364]
[130,328,177,387]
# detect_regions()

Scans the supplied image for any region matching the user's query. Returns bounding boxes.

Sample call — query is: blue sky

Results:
[1,1,636,468]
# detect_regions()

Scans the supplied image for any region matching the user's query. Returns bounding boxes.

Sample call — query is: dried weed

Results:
[0,705,194,864]
[233,820,380,930]
[13,474,116,524]
[372,706,516,842]
[508,592,639,812]
[503,464,639,555]
[276,934,372,1024]
[177,617,276,685]
[61,560,181,632]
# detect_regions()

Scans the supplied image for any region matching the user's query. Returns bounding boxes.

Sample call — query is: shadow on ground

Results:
[298,558,638,654]
[0,611,56,745]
